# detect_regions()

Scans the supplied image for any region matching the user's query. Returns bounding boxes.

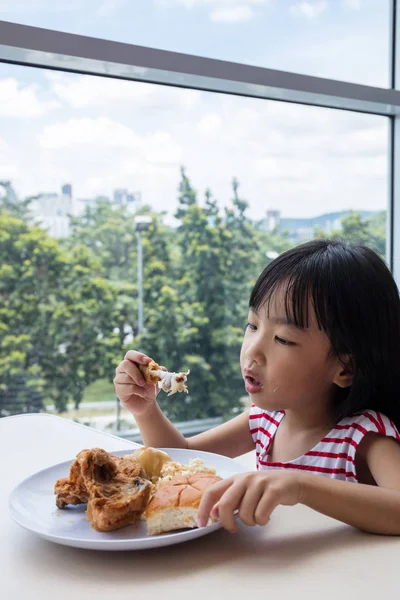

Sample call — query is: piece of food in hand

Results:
[124,447,172,483]
[139,359,190,396]
[145,472,222,536]
[54,448,151,531]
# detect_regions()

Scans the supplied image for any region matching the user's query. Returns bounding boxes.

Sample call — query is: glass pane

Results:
[0,0,390,86]
[0,63,388,431]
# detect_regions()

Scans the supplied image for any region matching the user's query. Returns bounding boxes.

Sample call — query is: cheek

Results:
[239,343,246,367]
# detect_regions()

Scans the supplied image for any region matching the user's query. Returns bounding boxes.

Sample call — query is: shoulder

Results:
[357,431,400,489]
[346,410,400,441]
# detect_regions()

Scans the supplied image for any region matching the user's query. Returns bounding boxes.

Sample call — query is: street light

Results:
[134,215,152,334]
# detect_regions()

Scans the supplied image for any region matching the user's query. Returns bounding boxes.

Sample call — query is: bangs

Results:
[250,248,335,334]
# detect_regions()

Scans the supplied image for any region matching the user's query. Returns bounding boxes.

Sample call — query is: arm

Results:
[198,434,400,534]
[301,433,400,534]
[115,350,254,457]
[136,404,254,458]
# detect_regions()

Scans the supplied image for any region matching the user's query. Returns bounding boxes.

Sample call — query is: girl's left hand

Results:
[197,470,304,533]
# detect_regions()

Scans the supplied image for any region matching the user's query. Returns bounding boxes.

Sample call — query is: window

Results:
[0,59,388,433]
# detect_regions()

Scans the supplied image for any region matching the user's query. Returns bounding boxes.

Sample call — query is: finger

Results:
[237,484,265,527]
[197,478,234,527]
[214,480,249,533]
[254,489,279,526]
[115,383,147,400]
[124,351,151,365]
[114,373,136,385]
[116,360,146,385]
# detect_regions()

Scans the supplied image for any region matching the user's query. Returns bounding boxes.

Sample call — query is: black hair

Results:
[249,238,400,429]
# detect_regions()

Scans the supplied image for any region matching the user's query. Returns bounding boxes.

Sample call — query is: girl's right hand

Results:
[113,351,158,416]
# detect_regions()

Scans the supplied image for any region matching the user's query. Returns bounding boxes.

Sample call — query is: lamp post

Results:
[134,216,152,335]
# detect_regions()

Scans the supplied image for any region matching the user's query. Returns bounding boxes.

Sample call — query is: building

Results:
[0,180,18,204]
[29,187,73,238]
[261,209,376,243]
[113,188,141,211]
[61,183,72,198]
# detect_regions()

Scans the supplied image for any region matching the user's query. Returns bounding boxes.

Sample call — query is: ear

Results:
[332,355,353,389]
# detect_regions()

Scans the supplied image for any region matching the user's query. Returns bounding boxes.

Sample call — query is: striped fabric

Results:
[249,406,400,482]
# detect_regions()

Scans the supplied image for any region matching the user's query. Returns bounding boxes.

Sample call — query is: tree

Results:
[0,168,294,422]
[0,210,119,413]
[67,198,136,280]
[315,210,386,258]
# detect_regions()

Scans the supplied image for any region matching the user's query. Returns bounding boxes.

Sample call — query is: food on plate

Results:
[158,458,217,482]
[145,473,223,536]
[54,450,90,508]
[54,447,220,535]
[55,447,145,509]
[125,447,172,483]
[55,448,152,531]
[139,359,190,396]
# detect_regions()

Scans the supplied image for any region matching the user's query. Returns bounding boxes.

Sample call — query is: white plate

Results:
[9,448,248,551]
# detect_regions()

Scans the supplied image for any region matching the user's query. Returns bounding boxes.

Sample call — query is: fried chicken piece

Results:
[80,449,152,532]
[139,359,190,396]
[54,448,152,532]
[54,450,90,509]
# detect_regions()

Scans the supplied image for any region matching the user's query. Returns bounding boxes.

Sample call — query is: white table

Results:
[1,413,399,600]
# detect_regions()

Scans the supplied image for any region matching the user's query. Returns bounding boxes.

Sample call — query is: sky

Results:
[0,0,391,220]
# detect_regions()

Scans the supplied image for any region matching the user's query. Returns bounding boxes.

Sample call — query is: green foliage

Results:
[315,210,386,258]
[0,209,119,414]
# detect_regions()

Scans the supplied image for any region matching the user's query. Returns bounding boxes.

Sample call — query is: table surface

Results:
[1,413,399,600]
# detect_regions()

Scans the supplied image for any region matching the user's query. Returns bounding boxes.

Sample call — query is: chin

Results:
[249,394,281,412]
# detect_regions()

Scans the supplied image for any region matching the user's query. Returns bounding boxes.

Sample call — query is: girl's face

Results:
[240,287,344,414]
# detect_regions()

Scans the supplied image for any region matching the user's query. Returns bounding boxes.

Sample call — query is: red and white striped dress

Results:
[249,406,400,482]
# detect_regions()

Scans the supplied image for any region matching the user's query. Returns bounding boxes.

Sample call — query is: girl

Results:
[114,239,400,535]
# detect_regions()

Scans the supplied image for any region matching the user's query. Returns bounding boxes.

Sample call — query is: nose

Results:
[243,335,266,366]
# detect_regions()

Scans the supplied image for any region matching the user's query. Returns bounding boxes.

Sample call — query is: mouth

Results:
[244,375,263,394]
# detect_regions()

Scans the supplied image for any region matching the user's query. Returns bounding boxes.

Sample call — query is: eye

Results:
[275,335,294,346]
[246,322,257,331]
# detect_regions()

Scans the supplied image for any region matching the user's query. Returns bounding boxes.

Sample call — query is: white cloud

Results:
[39,117,182,164]
[210,5,254,21]
[165,0,266,7]
[0,137,18,179]
[0,163,18,179]
[95,0,128,17]
[342,0,362,8]
[46,72,201,112]
[2,64,387,221]
[0,79,59,118]
[196,113,223,135]
[158,0,268,21]
[0,0,84,14]
[290,1,328,19]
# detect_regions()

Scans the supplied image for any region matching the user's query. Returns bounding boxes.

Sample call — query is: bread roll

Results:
[126,447,172,482]
[145,472,222,536]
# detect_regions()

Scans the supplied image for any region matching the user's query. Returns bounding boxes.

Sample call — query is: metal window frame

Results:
[0,5,399,273]
[390,0,400,282]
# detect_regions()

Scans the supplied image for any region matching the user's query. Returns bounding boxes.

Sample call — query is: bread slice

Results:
[145,472,222,536]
